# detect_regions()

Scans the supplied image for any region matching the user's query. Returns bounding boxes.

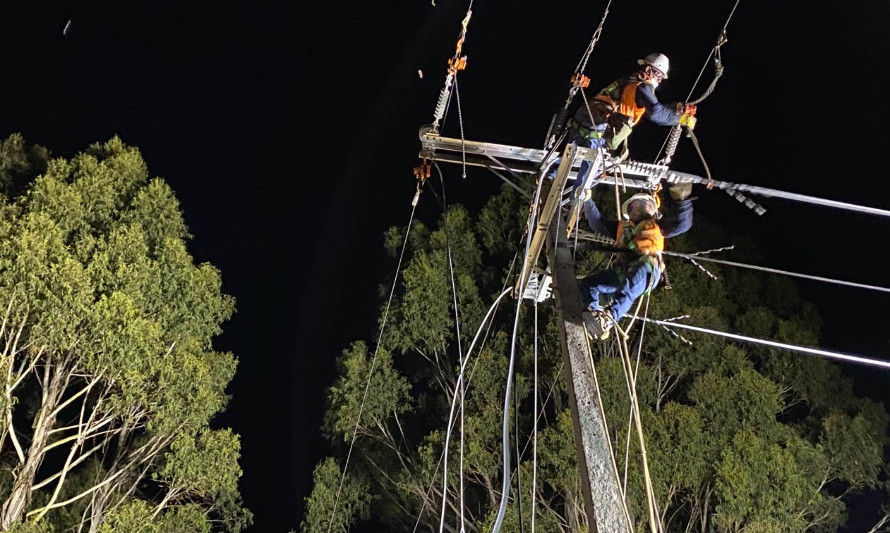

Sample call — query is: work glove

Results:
[668,182,693,201]
[679,113,697,130]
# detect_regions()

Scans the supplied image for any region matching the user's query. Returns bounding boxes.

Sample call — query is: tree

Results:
[305,182,889,531]
[0,135,250,531]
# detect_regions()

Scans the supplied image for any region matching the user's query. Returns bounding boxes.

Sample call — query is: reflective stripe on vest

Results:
[617,81,646,125]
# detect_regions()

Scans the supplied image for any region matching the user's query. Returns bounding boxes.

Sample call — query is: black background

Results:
[1,1,889,530]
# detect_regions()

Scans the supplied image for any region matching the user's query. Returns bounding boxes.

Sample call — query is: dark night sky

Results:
[1,1,889,531]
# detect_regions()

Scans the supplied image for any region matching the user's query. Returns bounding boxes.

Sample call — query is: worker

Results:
[573,52,696,159]
[579,183,693,340]
[548,53,697,189]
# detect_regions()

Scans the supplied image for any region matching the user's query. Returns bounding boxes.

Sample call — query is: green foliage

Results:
[306,182,890,532]
[301,458,371,533]
[713,431,839,532]
[324,341,412,441]
[158,428,243,500]
[0,135,247,531]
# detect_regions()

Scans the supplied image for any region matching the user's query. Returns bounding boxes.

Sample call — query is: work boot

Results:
[582,310,612,340]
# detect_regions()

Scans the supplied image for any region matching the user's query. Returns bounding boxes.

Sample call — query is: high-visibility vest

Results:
[630,218,664,255]
[616,218,664,255]
[594,79,647,125]
[616,82,646,125]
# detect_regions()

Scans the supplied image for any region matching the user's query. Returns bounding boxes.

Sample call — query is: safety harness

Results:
[616,217,665,293]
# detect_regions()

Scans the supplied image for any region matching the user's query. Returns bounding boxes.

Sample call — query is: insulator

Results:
[432,74,455,127]
[661,125,682,164]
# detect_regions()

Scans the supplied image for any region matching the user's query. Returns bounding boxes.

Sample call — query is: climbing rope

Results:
[583,327,636,527]
[326,202,419,533]
[621,293,650,494]
[606,312,663,533]
[641,317,890,370]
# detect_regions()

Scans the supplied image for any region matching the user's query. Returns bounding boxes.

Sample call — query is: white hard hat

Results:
[621,193,659,223]
[637,52,670,79]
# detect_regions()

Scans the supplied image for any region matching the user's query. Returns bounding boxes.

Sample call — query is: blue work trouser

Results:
[580,260,658,321]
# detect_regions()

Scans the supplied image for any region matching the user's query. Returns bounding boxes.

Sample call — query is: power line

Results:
[663,251,890,294]
[574,235,890,295]
[640,318,890,370]
[326,201,418,533]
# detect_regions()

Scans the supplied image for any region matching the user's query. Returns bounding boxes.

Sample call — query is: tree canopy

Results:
[0,134,250,532]
[304,182,889,532]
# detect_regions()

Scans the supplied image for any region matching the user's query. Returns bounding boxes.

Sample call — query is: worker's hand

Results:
[668,182,693,201]
[679,113,697,130]
[683,103,697,116]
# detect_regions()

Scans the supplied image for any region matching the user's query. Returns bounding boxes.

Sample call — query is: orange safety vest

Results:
[616,218,664,255]
[594,80,647,125]
[616,82,646,125]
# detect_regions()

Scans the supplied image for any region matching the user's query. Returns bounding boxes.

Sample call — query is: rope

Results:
[656,0,742,161]
[435,169,467,533]
[582,326,636,527]
[621,293,650,493]
[642,317,890,370]
[686,130,713,185]
[607,313,663,533]
[326,202,418,533]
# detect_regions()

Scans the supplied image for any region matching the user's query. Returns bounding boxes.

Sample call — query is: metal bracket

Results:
[522,267,553,302]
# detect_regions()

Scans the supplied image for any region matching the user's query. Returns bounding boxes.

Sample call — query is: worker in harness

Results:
[571,52,696,160]
[579,183,693,340]
[547,53,697,198]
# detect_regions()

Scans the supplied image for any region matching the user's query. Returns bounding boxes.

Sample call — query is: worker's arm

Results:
[635,83,682,126]
[659,189,693,238]
[582,199,619,237]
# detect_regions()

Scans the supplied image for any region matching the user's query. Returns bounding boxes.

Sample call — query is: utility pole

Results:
[545,211,632,533]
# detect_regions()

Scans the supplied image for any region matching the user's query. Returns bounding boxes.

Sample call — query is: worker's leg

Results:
[603,114,633,159]
[579,268,623,312]
[547,126,605,182]
[606,261,655,321]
